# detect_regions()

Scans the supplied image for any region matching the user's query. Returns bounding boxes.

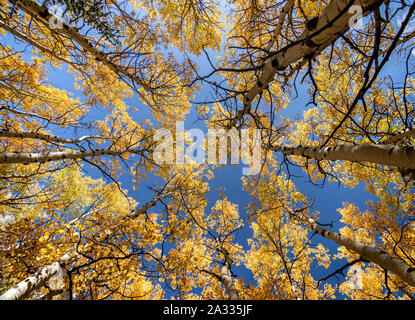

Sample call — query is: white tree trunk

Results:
[308,218,415,287]
[268,143,415,169]
[10,0,151,91]
[220,261,239,300]
[217,247,239,300]
[0,129,102,145]
[287,209,415,287]
[231,0,384,126]
[0,196,162,300]
[0,148,144,164]
[381,128,415,144]
[0,256,71,300]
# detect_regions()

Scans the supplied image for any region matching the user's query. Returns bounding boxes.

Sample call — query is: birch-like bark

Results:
[9,0,151,91]
[267,143,415,169]
[306,217,415,286]
[0,196,162,300]
[230,0,384,127]
[0,147,145,164]
[381,128,415,145]
[285,209,415,287]
[220,262,239,300]
[0,256,71,300]
[0,129,103,145]
[218,247,239,300]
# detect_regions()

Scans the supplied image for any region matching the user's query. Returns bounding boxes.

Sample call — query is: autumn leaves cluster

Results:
[0,0,415,300]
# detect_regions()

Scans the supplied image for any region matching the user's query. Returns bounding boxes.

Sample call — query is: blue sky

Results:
[4,1,414,299]
[39,36,401,299]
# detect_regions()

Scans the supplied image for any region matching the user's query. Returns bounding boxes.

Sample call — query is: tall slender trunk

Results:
[0,256,71,300]
[0,196,162,300]
[268,143,415,169]
[230,0,384,127]
[381,128,415,144]
[289,211,415,287]
[0,130,102,145]
[311,220,415,287]
[220,262,239,300]
[8,0,151,91]
[218,247,239,300]
[0,147,145,164]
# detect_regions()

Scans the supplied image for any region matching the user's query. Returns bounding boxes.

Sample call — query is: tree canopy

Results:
[1,0,415,300]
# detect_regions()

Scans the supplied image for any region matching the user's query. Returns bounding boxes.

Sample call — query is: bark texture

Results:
[220,262,239,300]
[309,218,415,286]
[0,148,144,164]
[230,0,384,127]
[0,130,102,144]
[0,257,70,300]
[381,128,415,144]
[9,0,150,91]
[268,143,415,169]
[287,209,415,287]
[218,247,239,300]
[0,197,162,300]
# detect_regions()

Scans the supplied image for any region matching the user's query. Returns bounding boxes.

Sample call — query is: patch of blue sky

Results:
[3,0,414,298]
